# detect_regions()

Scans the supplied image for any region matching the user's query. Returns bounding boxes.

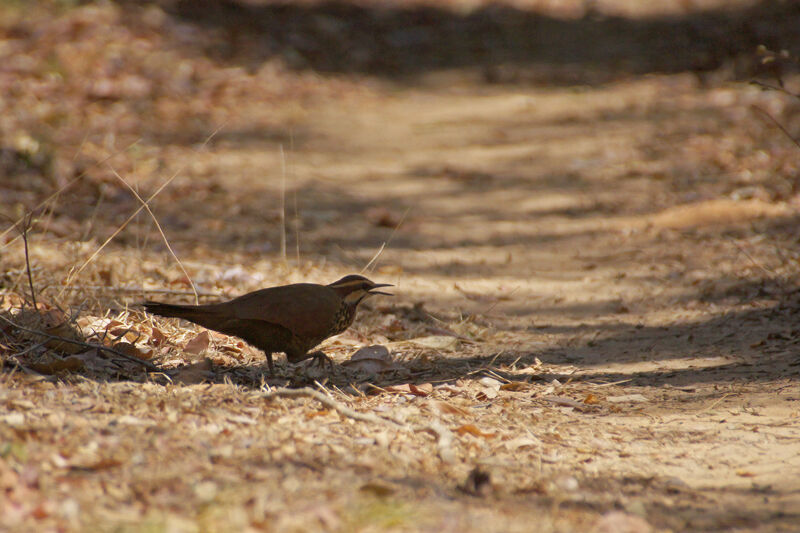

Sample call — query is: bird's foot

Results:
[307,350,335,371]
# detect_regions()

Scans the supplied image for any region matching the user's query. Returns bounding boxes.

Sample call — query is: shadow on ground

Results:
[122,0,800,83]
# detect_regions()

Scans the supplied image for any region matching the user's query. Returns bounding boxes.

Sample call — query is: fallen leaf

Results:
[184,331,211,354]
[359,482,395,497]
[69,459,122,472]
[408,335,459,351]
[409,383,433,396]
[583,393,600,404]
[500,381,529,392]
[109,325,138,342]
[476,388,498,401]
[351,345,391,361]
[432,400,469,416]
[544,396,588,410]
[382,384,418,395]
[341,358,398,374]
[0,413,25,427]
[736,470,756,477]
[173,358,214,384]
[72,349,115,371]
[149,327,167,347]
[29,356,84,374]
[114,415,155,426]
[43,319,85,354]
[225,414,257,425]
[503,436,541,451]
[455,424,497,438]
[479,377,502,389]
[112,342,152,360]
[306,409,332,419]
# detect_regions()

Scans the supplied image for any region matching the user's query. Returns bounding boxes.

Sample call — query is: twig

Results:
[263,387,401,425]
[696,393,732,416]
[288,131,301,265]
[588,378,633,387]
[361,207,411,273]
[58,285,218,297]
[0,139,142,247]
[279,144,287,262]
[727,237,782,285]
[292,178,301,265]
[19,214,39,312]
[749,80,800,100]
[9,340,50,358]
[3,358,47,378]
[361,243,385,273]
[0,313,159,371]
[109,166,199,304]
[751,105,800,150]
[81,183,106,242]
[61,124,224,293]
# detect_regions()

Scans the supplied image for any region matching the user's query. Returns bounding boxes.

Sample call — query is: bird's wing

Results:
[221,284,340,340]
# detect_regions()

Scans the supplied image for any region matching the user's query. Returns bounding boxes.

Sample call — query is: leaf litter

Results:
[1,1,800,532]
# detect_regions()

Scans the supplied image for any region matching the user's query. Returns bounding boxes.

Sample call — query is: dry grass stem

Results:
[109,166,199,303]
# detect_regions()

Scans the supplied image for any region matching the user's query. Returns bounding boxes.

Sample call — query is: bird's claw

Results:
[307,351,335,371]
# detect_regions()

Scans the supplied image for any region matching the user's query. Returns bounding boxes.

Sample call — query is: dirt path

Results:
[262,75,800,530]
[2,2,800,532]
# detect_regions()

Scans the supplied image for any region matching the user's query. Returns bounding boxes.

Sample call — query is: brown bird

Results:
[143,274,392,373]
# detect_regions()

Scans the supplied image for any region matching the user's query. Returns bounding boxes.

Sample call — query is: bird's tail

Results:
[143,301,215,323]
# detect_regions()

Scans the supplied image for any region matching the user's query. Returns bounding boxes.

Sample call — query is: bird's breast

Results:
[331,304,357,336]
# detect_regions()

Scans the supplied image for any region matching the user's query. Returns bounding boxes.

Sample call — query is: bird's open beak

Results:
[368,283,393,296]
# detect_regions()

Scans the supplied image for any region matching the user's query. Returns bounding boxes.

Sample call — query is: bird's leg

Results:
[265,352,275,375]
[307,350,334,371]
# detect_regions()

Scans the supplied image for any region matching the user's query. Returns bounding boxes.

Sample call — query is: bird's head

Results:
[328,274,393,306]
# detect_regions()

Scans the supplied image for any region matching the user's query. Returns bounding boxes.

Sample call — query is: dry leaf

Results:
[476,388,498,401]
[351,345,391,361]
[29,356,84,374]
[455,424,497,439]
[70,459,122,472]
[184,330,211,354]
[173,358,214,384]
[479,377,502,389]
[359,482,395,497]
[409,383,433,396]
[500,381,529,392]
[149,327,167,347]
[408,335,459,351]
[583,393,600,404]
[544,396,588,410]
[341,358,398,374]
[383,384,412,394]
[112,342,152,360]
[41,315,85,354]
[503,436,541,451]
[432,400,469,416]
[109,325,138,342]
[72,349,115,371]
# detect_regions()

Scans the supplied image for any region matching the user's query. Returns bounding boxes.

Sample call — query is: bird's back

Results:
[216,283,343,341]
